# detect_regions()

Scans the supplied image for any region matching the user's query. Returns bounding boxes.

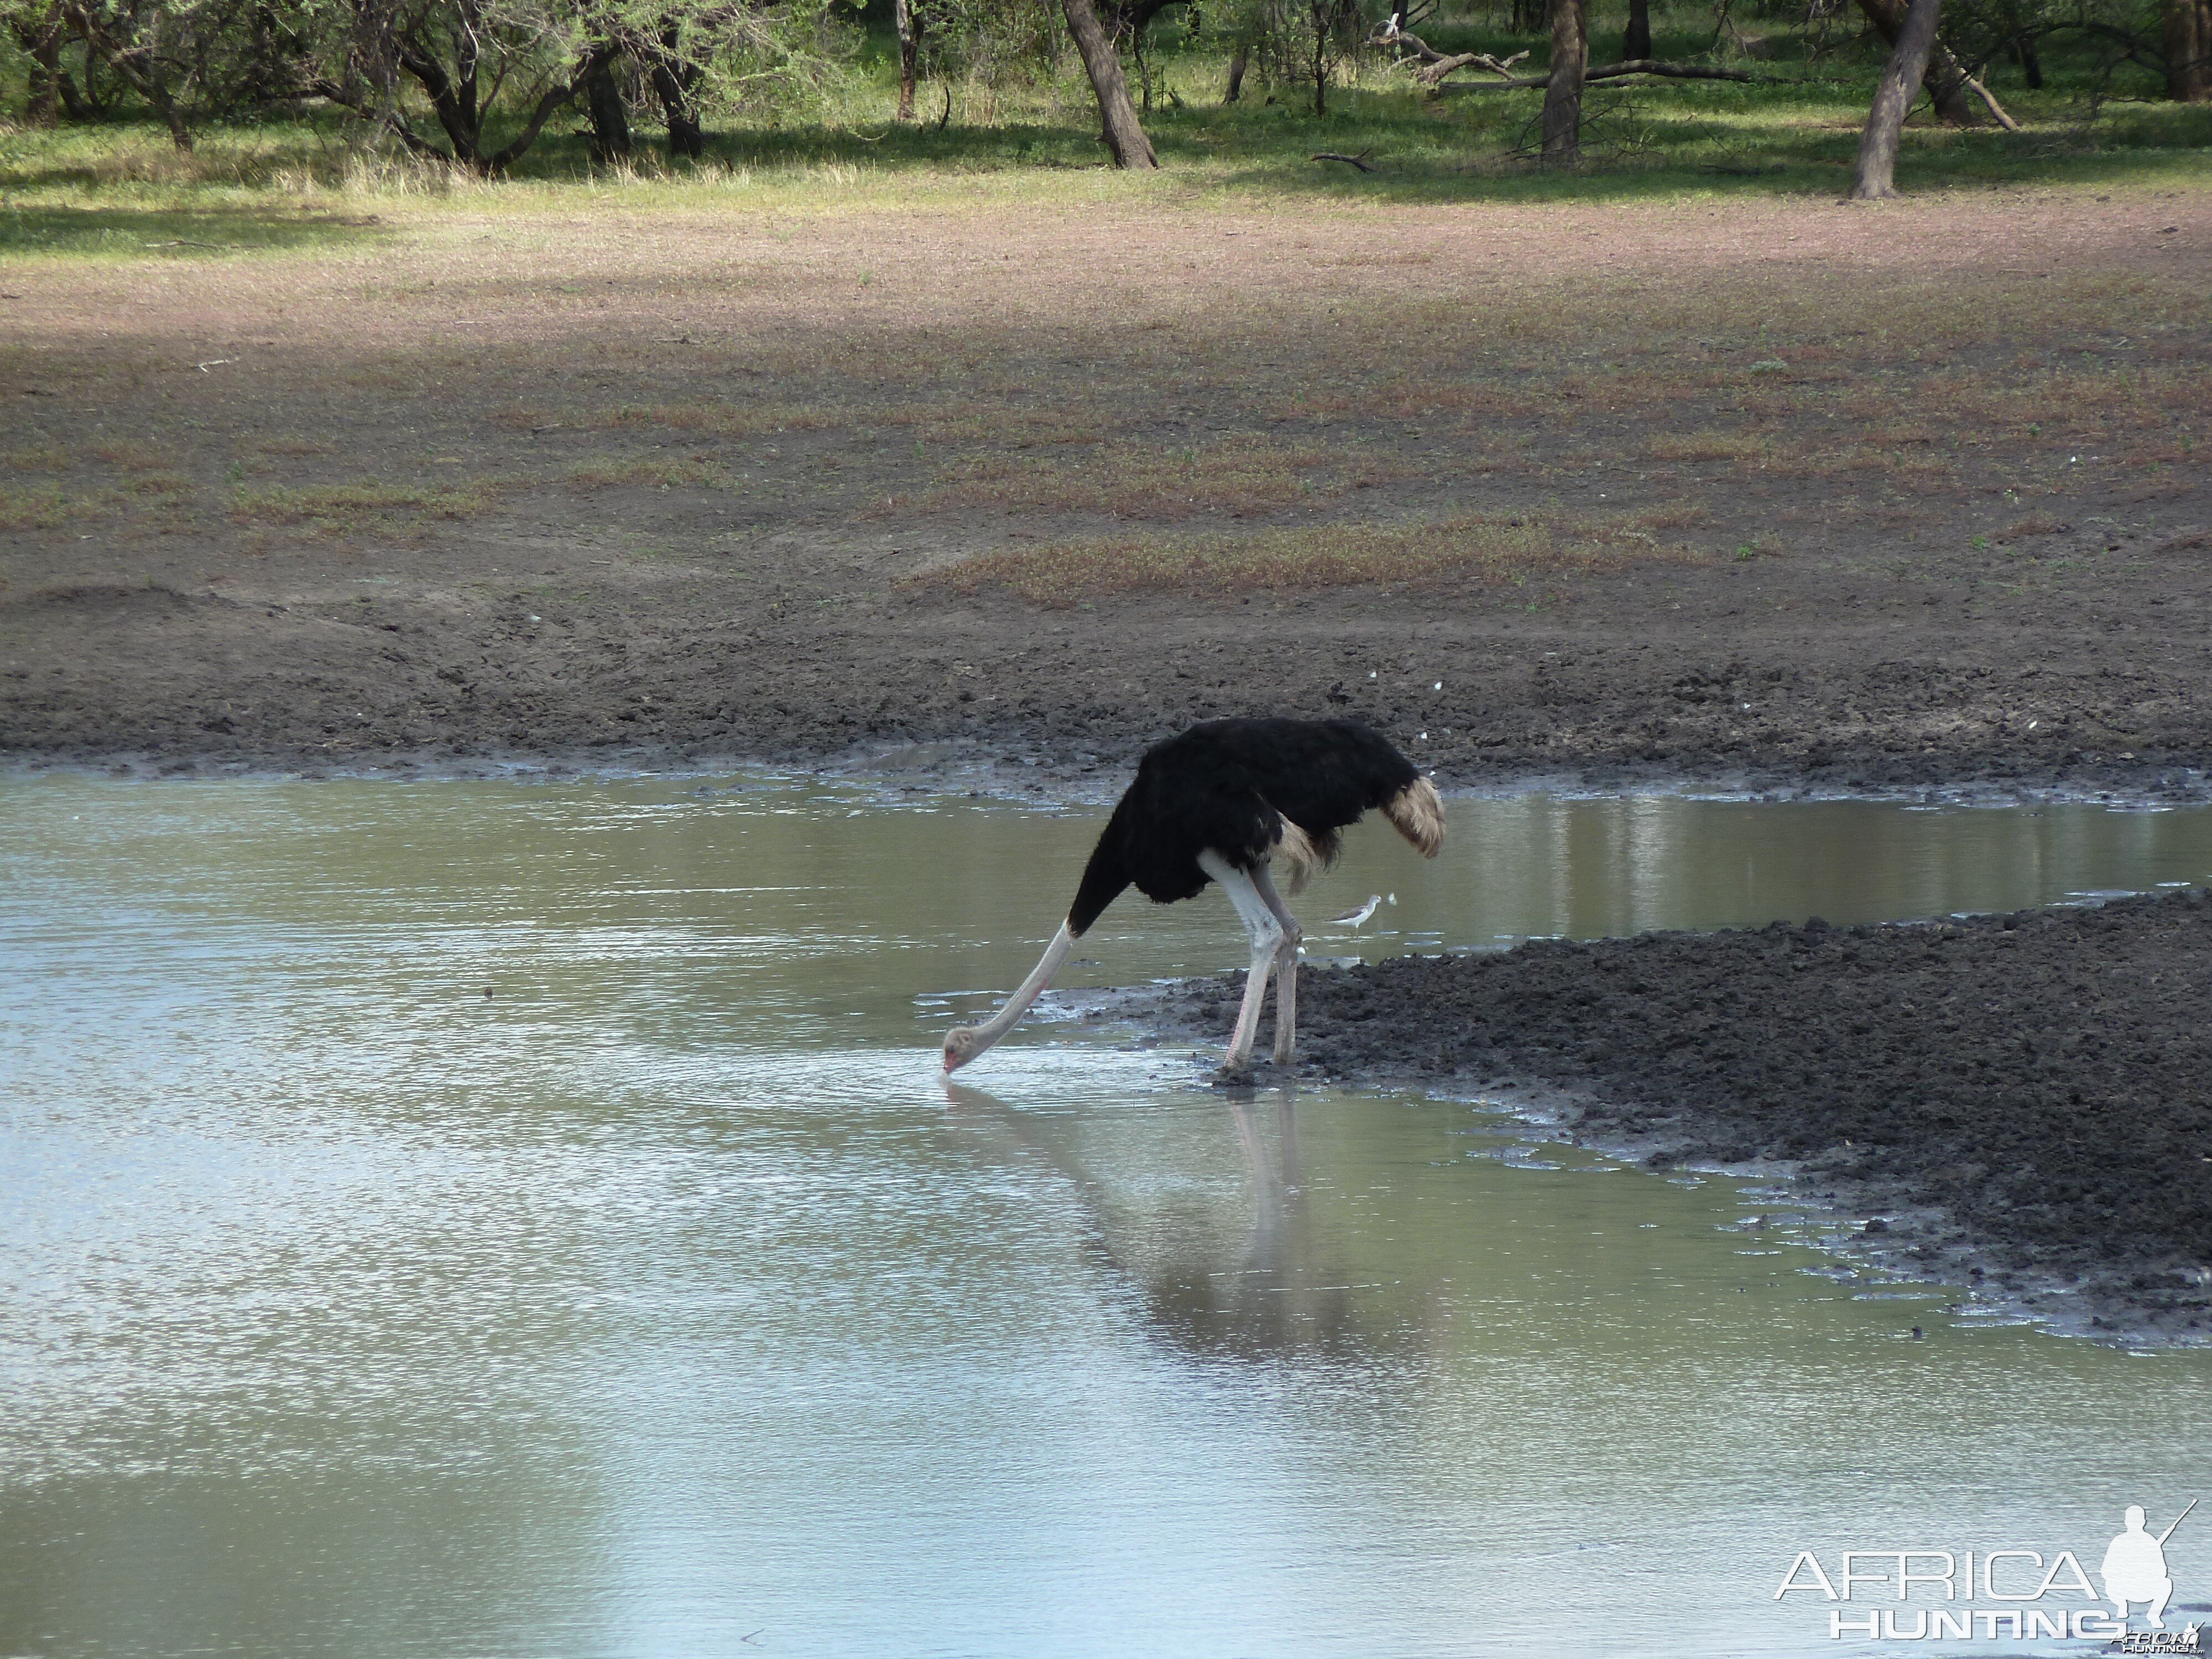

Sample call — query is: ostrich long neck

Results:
[967,922,1075,1049]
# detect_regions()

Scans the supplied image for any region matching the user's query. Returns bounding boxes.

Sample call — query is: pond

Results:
[4,775,2210,1657]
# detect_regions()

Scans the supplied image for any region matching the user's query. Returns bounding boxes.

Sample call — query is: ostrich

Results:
[941,718,1444,1074]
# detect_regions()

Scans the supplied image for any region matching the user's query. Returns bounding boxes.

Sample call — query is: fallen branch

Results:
[1594,56,1775,81]
[1374,30,1531,85]
[1373,27,1515,67]
[1955,66,2021,129]
[1417,49,1528,86]
[1438,72,1553,88]
[1311,149,1378,171]
[1436,57,1787,88]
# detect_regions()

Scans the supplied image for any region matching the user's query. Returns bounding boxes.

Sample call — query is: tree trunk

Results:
[482,45,618,175]
[1541,0,1587,162]
[2169,0,2212,100]
[1311,1,1328,113]
[585,58,632,162]
[394,35,486,163]
[1852,0,1974,120]
[2015,32,2043,89]
[1623,0,1652,61]
[1853,0,1940,199]
[648,29,705,159]
[14,7,66,124]
[894,0,920,121]
[1061,0,1158,167]
[1224,43,1248,101]
[651,73,704,159]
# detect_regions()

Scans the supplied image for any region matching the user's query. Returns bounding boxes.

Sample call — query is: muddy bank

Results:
[1131,889,2212,1343]
[6,562,2212,804]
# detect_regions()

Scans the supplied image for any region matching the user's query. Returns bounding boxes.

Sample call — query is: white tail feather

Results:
[1269,818,1322,894]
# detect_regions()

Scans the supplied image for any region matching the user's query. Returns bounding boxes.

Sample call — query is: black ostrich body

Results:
[943,718,1445,1075]
[1069,718,1430,932]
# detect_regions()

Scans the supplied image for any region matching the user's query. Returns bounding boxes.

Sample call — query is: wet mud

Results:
[1131,889,2212,1343]
[7,559,2212,807]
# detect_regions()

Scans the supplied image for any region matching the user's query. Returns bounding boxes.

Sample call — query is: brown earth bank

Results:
[2,188,2209,794]
[1126,889,2212,1344]
[7,550,2212,801]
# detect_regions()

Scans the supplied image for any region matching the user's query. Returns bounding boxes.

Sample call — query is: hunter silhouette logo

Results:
[2103,1502,2192,1630]
[1775,1499,2200,1645]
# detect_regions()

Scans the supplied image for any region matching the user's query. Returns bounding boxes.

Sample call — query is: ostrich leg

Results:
[1199,852,1284,1067]
[1249,863,1303,1063]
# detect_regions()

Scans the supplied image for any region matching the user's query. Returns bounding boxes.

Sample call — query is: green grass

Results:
[0,2,2205,257]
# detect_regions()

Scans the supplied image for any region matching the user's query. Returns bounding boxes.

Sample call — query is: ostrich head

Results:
[943,1024,988,1072]
[940,922,1076,1074]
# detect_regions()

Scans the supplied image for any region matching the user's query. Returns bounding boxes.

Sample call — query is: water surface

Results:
[5,778,2210,1657]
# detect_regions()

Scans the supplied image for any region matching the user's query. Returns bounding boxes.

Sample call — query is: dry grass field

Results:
[2,158,2208,785]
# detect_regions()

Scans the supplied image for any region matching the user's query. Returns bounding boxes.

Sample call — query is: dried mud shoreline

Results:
[1126,890,2212,1345]
[6,555,2212,807]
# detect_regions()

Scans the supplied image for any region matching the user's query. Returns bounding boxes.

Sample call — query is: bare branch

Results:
[1956,67,2021,128]
[484,44,617,174]
[303,74,454,163]
[1433,57,1788,88]
[1373,29,1531,85]
[57,1,194,147]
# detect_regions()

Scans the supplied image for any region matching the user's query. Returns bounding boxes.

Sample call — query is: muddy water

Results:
[5,776,2211,1659]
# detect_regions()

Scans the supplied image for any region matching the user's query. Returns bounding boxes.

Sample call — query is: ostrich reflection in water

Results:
[943,1081,1410,1365]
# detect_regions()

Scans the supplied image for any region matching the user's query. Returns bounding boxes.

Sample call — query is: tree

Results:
[1205,0,1364,116]
[1302,0,1363,116]
[288,1,854,174]
[642,22,707,157]
[583,56,632,156]
[1621,0,1650,60]
[1541,0,1587,161]
[892,0,919,117]
[7,2,73,123]
[1853,0,1943,197]
[1852,0,1978,119]
[295,0,614,173]
[54,0,199,147]
[2171,0,2211,98]
[1060,0,1156,166]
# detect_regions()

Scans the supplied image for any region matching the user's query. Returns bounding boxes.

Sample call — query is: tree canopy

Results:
[3,0,2203,179]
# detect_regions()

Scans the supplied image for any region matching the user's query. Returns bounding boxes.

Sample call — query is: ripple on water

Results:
[6,775,2212,1658]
